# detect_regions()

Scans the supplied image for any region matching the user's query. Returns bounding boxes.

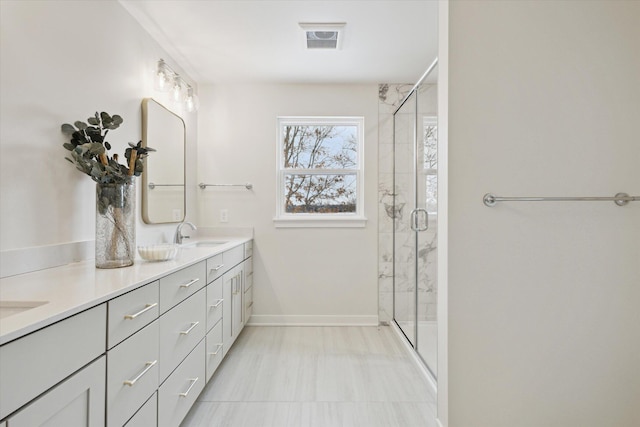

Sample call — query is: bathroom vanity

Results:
[0,238,253,427]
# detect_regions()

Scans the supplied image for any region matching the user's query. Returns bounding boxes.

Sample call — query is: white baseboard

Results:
[0,240,93,278]
[247,314,379,326]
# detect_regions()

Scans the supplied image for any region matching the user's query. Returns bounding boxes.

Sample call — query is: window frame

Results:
[274,116,366,228]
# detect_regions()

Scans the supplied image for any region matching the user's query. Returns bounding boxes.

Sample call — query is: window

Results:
[423,116,438,215]
[275,116,366,227]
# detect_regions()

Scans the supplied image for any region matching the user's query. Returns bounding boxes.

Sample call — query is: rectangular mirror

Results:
[141,98,186,224]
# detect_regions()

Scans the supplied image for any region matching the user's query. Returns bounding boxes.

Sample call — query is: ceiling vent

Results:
[299,22,346,50]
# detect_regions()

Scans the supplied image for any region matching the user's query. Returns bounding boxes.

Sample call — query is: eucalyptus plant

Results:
[61,111,155,184]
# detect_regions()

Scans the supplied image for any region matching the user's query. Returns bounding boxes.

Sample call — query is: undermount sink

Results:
[182,240,228,248]
[0,300,47,319]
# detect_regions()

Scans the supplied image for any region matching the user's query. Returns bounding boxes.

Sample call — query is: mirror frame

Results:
[141,98,187,224]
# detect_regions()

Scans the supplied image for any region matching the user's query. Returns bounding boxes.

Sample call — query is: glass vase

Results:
[95,179,135,268]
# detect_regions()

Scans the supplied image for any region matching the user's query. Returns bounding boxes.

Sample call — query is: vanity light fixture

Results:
[155,58,199,112]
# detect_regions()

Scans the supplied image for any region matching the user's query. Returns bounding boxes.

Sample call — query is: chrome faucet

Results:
[175,221,197,244]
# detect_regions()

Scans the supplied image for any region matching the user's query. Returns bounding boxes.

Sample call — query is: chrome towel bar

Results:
[483,192,639,207]
[148,182,183,189]
[199,183,253,190]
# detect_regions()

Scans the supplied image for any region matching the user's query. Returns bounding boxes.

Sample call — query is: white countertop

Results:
[0,238,251,345]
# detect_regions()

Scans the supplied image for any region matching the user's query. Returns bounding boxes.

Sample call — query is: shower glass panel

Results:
[393,91,417,347]
[416,74,438,379]
[393,61,438,380]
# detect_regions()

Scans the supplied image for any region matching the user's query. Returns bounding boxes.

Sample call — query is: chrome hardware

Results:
[410,208,429,232]
[415,208,428,231]
[209,299,223,309]
[179,377,199,397]
[123,360,157,386]
[174,221,197,244]
[209,264,225,275]
[179,278,200,288]
[179,321,199,335]
[124,303,158,320]
[199,183,253,190]
[208,344,223,356]
[148,182,182,190]
[483,192,639,207]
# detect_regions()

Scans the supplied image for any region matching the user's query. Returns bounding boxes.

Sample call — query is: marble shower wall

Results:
[378,84,412,323]
[378,83,438,325]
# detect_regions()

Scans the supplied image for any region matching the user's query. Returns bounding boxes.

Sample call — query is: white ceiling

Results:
[119,0,438,86]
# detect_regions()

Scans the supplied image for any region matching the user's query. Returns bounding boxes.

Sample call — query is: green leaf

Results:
[63,142,75,151]
[61,123,76,135]
[105,141,111,150]
[111,115,123,126]
[87,142,105,156]
[87,117,99,126]
[74,121,88,130]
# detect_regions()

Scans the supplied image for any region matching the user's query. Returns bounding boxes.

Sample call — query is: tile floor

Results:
[181,326,437,427]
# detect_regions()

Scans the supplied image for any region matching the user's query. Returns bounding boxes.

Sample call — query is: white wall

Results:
[0,1,198,267]
[197,84,379,323]
[448,1,640,426]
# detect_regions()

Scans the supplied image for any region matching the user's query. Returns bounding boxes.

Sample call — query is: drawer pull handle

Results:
[208,344,223,356]
[180,321,200,335]
[179,377,199,398]
[123,360,157,386]
[180,278,200,289]
[209,299,223,309]
[124,303,158,320]
[209,264,225,275]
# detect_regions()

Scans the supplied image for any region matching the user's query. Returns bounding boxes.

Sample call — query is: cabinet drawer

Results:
[6,356,105,427]
[244,241,253,259]
[205,320,223,382]
[124,392,157,427]
[205,253,224,283]
[244,285,253,310]
[108,281,159,349]
[206,277,223,332]
[158,340,205,427]
[107,320,159,427]
[0,304,106,420]
[244,262,253,291]
[159,288,206,382]
[224,245,244,270]
[159,261,206,313]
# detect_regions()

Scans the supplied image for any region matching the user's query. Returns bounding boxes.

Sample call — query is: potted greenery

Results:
[61,112,154,268]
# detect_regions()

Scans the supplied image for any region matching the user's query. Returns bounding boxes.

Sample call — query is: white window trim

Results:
[274,116,366,228]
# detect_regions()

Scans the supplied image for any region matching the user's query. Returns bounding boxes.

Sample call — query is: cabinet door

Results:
[7,356,105,427]
[232,265,244,338]
[124,393,157,427]
[107,320,159,427]
[222,267,233,357]
[158,340,205,427]
[159,288,206,382]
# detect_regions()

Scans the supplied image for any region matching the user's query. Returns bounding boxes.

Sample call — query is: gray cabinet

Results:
[0,304,106,421]
[6,356,105,427]
[0,240,252,427]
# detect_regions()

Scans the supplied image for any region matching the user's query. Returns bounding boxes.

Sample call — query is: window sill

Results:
[273,216,367,228]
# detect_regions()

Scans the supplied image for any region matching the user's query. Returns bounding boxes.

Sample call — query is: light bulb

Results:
[171,75,182,102]
[155,59,171,92]
[184,87,199,112]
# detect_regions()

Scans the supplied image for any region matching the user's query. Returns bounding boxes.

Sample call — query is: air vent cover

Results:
[299,22,346,50]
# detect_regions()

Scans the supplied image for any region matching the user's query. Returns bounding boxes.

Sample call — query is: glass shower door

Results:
[393,91,417,347]
[393,64,438,380]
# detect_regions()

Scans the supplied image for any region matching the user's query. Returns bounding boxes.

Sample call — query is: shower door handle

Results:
[410,208,429,232]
